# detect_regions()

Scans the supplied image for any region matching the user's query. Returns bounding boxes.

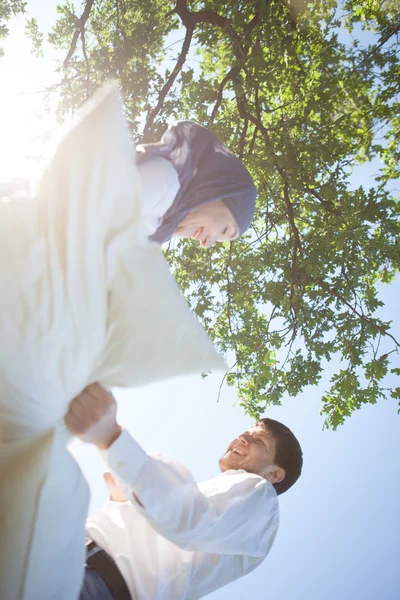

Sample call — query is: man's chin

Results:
[219,455,237,472]
[219,457,228,472]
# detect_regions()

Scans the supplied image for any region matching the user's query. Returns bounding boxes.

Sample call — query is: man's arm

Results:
[65,384,279,557]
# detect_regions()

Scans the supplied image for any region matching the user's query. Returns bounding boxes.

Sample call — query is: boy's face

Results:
[219,425,285,484]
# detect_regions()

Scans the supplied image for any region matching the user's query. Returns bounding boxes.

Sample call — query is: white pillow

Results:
[0,82,225,600]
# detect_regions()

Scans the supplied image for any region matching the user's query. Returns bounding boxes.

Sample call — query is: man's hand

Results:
[104,472,128,502]
[65,383,122,449]
[104,471,143,508]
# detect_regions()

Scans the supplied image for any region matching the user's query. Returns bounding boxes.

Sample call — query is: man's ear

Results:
[264,466,285,485]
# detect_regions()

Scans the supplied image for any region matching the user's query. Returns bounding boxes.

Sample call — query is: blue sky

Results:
[2,3,399,599]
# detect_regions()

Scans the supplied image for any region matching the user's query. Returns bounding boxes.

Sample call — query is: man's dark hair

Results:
[257,418,303,496]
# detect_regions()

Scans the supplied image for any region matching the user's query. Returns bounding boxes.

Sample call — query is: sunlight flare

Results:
[0,53,59,183]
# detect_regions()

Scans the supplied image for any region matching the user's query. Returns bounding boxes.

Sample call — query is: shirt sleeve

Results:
[100,429,279,557]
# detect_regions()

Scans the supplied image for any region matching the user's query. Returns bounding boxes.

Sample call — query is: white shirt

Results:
[137,156,180,237]
[86,430,279,600]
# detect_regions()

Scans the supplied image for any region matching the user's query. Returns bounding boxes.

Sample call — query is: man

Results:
[65,384,303,599]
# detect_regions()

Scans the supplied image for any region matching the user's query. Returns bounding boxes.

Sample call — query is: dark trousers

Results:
[79,565,114,600]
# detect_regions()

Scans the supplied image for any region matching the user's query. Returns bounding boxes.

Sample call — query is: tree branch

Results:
[145,1,263,134]
[208,67,239,126]
[217,360,238,403]
[284,181,302,255]
[363,21,400,61]
[238,117,248,159]
[317,278,400,349]
[283,181,303,319]
[305,187,342,216]
[174,0,245,58]
[249,126,258,154]
[63,0,95,69]
[225,242,235,339]
[144,23,194,135]
[80,28,90,85]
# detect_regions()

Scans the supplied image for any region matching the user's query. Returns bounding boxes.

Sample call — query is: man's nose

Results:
[238,434,249,445]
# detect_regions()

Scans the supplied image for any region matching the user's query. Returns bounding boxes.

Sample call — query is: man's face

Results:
[219,425,281,481]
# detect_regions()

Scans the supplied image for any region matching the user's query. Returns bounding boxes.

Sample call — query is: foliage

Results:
[33,0,400,428]
[0,0,27,57]
[25,17,43,57]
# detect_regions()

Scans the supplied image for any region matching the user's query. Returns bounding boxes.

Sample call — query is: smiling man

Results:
[65,384,303,600]
[219,424,286,488]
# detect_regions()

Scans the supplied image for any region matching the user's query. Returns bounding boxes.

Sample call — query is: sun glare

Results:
[0,53,59,186]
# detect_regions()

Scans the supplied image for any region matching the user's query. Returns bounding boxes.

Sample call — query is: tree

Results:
[0,0,27,57]
[28,0,400,428]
